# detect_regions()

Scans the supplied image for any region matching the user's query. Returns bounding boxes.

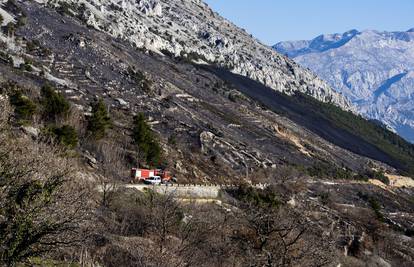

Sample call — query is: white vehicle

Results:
[144,176,162,185]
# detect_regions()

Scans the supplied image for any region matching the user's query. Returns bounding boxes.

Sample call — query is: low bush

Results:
[4,22,15,35]
[228,183,280,208]
[368,198,384,221]
[318,192,332,205]
[20,61,33,72]
[307,162,354,180]
[9,90,37,123]
[356,169,390,185]
[46,125,78,148]
[0,51,13,65]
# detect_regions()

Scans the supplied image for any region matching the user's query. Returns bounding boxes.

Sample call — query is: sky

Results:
[204,0,414,45]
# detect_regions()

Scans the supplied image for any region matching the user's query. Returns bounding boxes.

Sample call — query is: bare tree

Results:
[229,185,335,267]
[0,96,93,265]
[93,141,127,207]
[96,141,127,181]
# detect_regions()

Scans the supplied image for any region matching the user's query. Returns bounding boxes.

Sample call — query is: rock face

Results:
[274,29,414,142]
[40,0,351,110]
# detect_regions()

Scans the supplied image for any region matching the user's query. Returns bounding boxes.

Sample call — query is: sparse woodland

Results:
[0,94,337,266]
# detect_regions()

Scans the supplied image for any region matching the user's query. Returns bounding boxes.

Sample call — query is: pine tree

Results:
[48,125,78,148]
[41,84,70,121]
[132,113,161,167]
[87,99,112,140]
[147,139,161,167]
[9,91,37,123]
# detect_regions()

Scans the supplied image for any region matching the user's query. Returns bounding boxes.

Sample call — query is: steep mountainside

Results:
[274,29,414,142]
[1,0,413,179]
[34,0,351,109]
[0,0,412,183]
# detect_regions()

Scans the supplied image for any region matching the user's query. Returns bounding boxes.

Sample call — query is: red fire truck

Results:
[130,168,173,183]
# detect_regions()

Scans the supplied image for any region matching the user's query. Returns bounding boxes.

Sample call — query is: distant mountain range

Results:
[274,28,414,142]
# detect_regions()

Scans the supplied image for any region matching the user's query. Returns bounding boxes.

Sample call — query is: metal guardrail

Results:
[148,183,270,189]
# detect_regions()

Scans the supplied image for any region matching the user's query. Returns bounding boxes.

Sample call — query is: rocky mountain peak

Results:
[274,28,414,142]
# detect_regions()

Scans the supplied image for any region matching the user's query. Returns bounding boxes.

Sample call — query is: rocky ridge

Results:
[274,29,414,142]
[36,0,351,109]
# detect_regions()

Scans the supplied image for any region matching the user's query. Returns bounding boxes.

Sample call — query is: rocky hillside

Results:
[0,1,414,266]
[274,29,414,142]
[34,0,352,109]
[0,0,412,181]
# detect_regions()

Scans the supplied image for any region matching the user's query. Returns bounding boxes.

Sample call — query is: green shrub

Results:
[405,228,414,237]
[46,125,78,148]
[319,192,331,205]
[368,198,384,221]
[5,22,15,35]
[228,92,238,102]
[356,169,390,185]
[26,40,41,53]
[9,91,37,123]
[0,51,13,65]
[229,184,280,208]
[41,84,70,121]
[87,98,112,140]
[307,162,354,180]
[16,15,27,28]
[132,113,161,167]
[146,140,161,167]
[57,2,73,15]
[168,134,177,146]
[20,61,33,72]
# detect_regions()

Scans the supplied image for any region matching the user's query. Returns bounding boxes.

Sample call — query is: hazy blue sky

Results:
[204,0,414,45]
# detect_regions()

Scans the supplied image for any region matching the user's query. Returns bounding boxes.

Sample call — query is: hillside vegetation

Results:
[291,93,414,175]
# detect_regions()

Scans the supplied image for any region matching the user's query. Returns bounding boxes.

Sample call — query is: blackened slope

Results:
[203,66,414,174]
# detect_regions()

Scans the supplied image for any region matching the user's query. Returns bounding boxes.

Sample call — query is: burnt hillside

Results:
[0,1,413,266]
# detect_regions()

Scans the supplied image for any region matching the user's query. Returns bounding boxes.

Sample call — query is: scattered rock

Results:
[84,151,98,169]
[116,98,129,107]
[20,126,39,138]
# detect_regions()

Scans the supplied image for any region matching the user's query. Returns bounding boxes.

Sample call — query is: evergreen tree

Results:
[41,84,70,121]
[9,91,36,123]
[147,139,161,167]
[87,98,112,140]
[48,125,78,148]
[132,113,161,167]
